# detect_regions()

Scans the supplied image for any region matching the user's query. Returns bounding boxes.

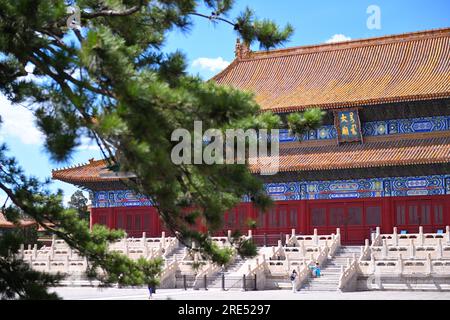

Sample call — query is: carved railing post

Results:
[313,229,318,246]
[409,239,415,259]
[19,244,24,259]
[381,239,388,259]
[436,238,443,259]
[144,241,149,258]
[446,226,450,244]
[161,231,166,249]
[393,227,398,246]
[419,226,424,246]
[397,254,403,275]
[426,253,432,275]
[300,240,306,257]
[370,253,376,273]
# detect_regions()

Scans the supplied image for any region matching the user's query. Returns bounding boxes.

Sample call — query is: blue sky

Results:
[0,0,449,205]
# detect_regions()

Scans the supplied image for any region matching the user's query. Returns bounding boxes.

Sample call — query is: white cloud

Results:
[0,94,44,145]
[77,137,100,151]
[192,57,230,72]
[325,34,352,44]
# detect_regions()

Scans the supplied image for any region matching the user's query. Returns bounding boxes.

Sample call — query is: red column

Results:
[444,194,450,226]
[109,208,116,230]
[382,197,393,233]
[89,206,93,230]
[300,200,308,235]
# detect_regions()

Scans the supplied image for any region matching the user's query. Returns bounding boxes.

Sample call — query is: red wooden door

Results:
[224,205,251,234]
[309,201,372,245]
[253,203,300,235]
[395,199,435,233]
[328,205,346,241]
[432,199,446,231]
[115,207,161,238]
[310,204,328,236]
[345,204,365,244]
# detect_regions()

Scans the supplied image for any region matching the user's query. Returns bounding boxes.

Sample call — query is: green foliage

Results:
[287,109,326,137]
[0,0,323,299]
[67,190,90,221]
[246,219,257,229]
[0,231,62,300]
[235,7,294,50]
[191,261,207,273]
[208,243,235,267]
[235,238,257,259]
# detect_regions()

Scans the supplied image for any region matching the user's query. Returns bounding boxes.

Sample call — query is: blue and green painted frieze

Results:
[279,116,450,143]
[92,174,450,208]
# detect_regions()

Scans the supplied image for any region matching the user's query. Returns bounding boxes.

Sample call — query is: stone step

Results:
[309,280,340,284]
[311,276,341,280]
[303,283,338,288]
[338,252,361,254]
[321,267,342,271]
[309,276,340,281]
[314,268,342,273]
[302,282,338,287]
[301,287,339,292]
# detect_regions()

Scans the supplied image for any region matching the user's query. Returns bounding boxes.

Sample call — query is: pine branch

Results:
[189,12,238,28]
[81,2,144,19]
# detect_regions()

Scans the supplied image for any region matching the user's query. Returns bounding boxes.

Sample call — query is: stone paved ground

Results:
[50,287,450,300]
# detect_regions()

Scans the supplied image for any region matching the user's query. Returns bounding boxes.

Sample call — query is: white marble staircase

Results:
[300,246,361,291]
[165,246,186,263]
[208,256,247,289]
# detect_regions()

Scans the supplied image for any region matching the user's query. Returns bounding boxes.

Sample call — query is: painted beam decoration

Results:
[334,108,363,144]
[92,175,450,207]
[267,175,448,201]
[93,190,153,208]
[278,116,450,143]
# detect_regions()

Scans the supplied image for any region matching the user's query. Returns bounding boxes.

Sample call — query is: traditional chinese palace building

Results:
[53,28,450,244]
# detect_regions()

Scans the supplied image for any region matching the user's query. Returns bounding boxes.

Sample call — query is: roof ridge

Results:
[242,27,450,61]
[52,158,107,174]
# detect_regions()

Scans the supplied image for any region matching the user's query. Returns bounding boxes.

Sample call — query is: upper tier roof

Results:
[214,28,450,113]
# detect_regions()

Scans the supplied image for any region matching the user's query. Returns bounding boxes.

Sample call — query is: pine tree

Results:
[0,0,323,299]
[67,190,89,221]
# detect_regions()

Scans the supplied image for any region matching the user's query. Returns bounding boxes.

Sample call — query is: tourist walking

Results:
[315,262,321,277]
[148,284,154,300]
[290,270,298,293]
